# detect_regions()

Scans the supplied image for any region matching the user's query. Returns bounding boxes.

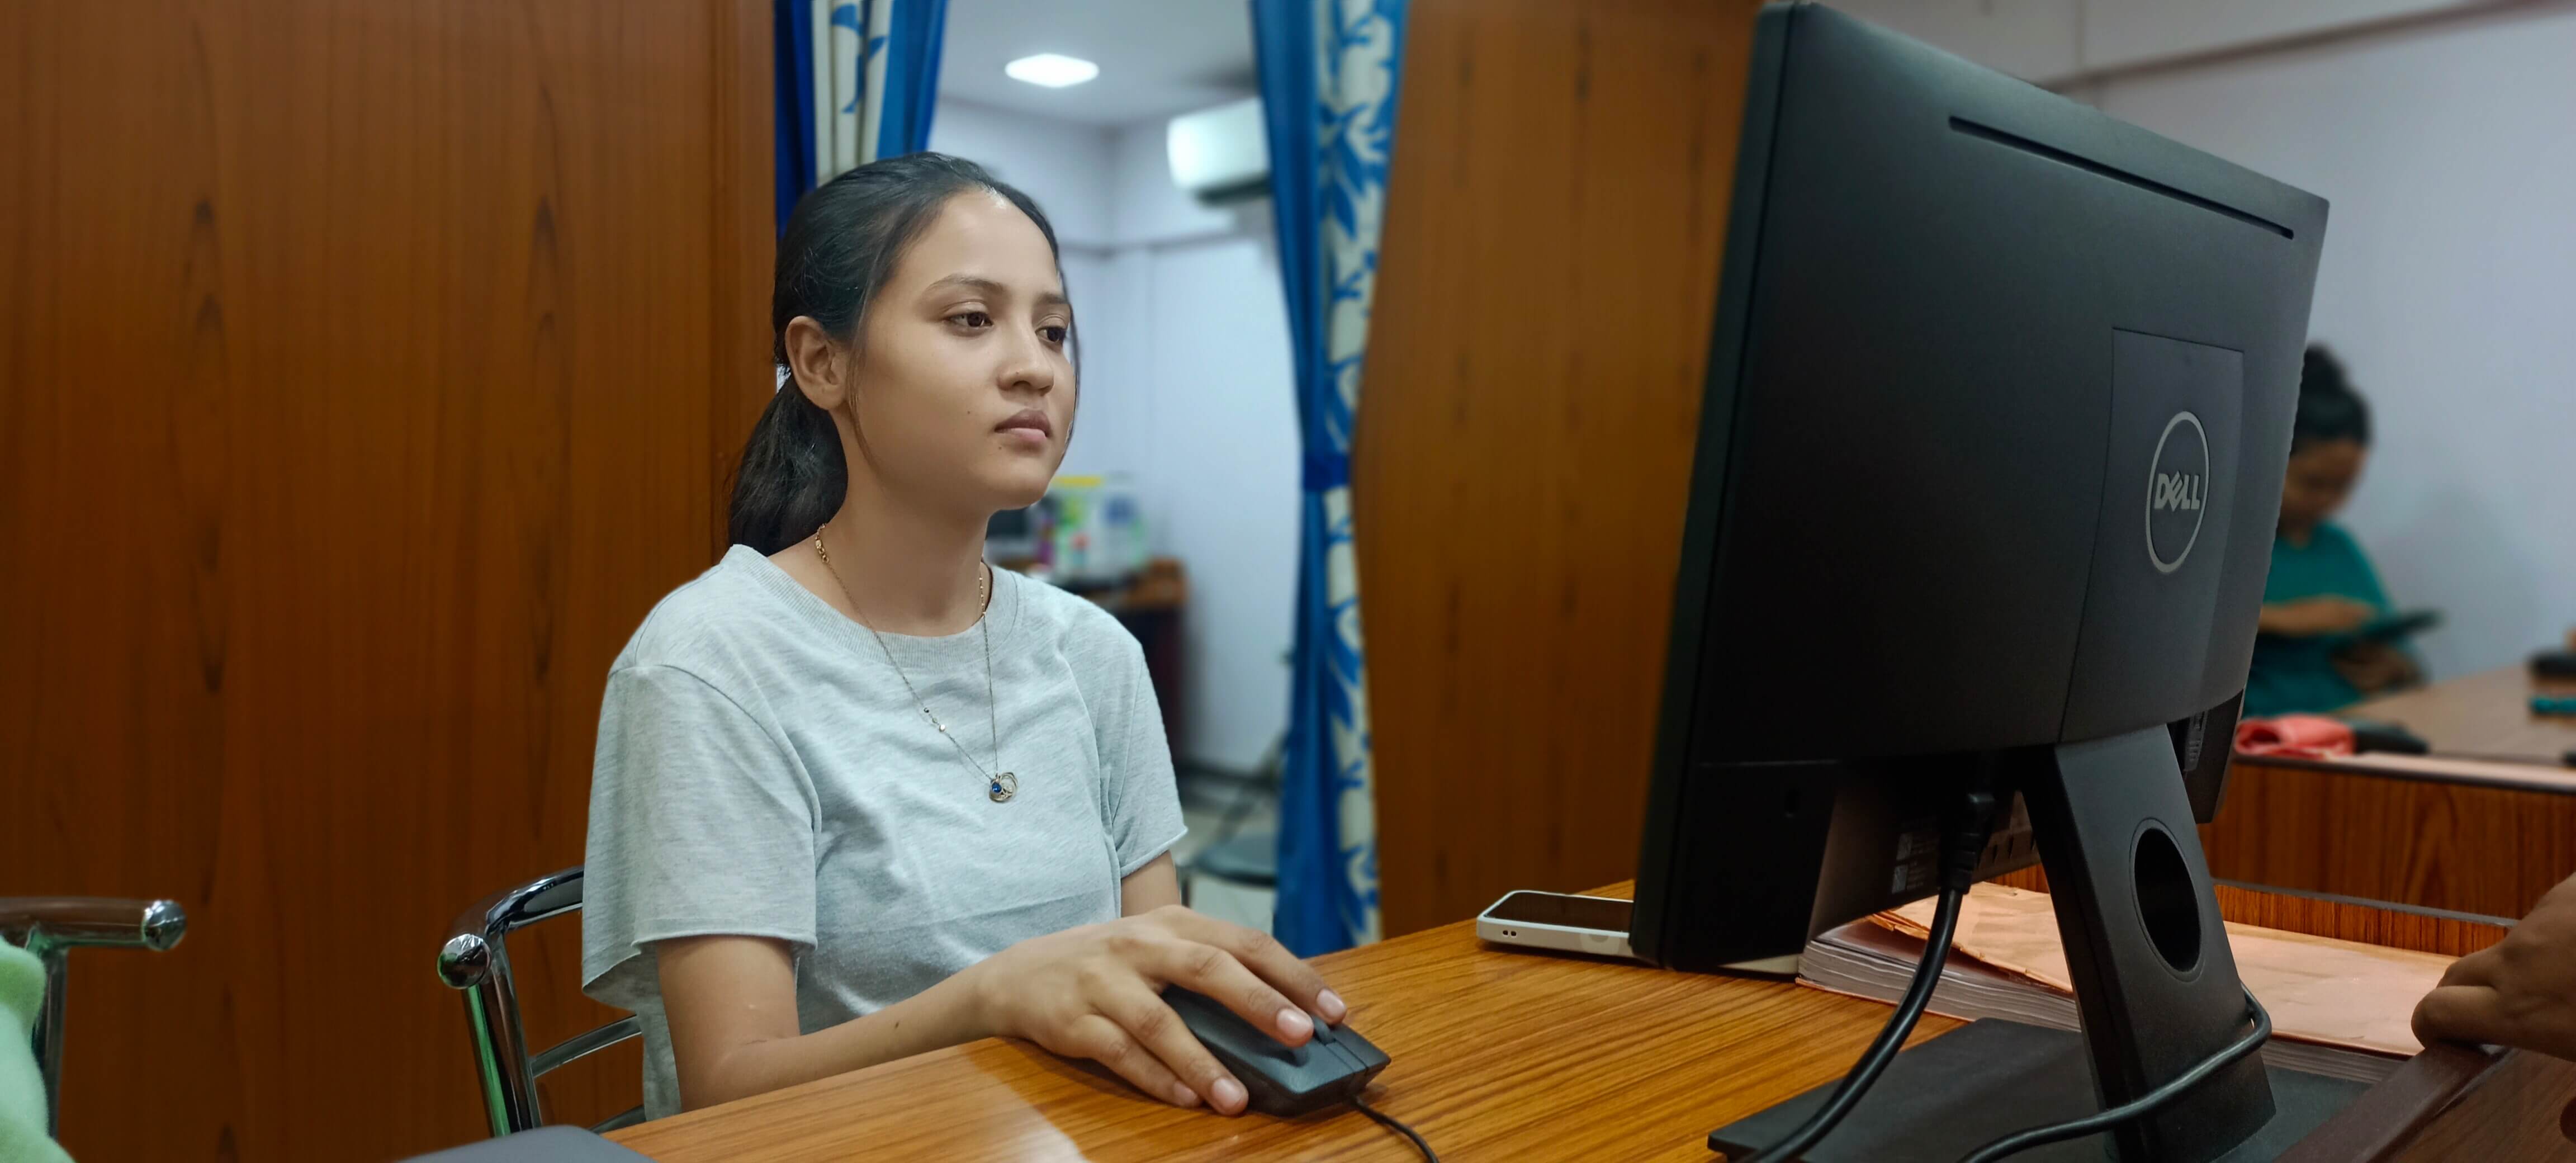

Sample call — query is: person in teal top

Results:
[2246,347,2423,716]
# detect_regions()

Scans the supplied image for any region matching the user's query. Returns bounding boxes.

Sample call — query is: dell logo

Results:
[2152,471,2204,512]
[2146,412,2210,574]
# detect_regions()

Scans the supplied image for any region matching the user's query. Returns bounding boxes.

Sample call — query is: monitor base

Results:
[1706,1018,2365,1162]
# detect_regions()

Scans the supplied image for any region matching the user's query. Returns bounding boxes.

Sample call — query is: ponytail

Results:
[727,381,848,555]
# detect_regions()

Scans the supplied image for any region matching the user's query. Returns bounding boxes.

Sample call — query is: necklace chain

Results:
[813,524,1013,802]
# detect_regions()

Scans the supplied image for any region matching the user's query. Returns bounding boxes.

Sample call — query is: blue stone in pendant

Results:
[988,771,1018,803]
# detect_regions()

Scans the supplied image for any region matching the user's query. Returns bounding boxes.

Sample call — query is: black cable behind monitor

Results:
[1722,776,2277,1163]
[1734,886,1968,1163]
[1732,783,2004,1163]
[1958,987,2272,1163]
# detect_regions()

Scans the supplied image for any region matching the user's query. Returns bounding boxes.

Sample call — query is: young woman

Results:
[580,154,1343,1121]
[2244,346,2419,715]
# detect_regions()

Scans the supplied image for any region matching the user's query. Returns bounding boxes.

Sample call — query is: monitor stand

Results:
[1705,1019,2362,1161]
[1711,724,2314,1161]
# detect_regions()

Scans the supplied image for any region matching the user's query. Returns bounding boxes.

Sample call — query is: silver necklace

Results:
[813,524,1016,803]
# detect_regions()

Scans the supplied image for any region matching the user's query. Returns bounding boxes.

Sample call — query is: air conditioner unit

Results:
[1167,97,1269,206]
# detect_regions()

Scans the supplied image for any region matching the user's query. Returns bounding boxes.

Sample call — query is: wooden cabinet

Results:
[0,2,771,1157]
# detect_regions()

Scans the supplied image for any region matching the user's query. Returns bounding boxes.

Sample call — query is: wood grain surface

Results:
[1989,668,2576,928]
[612,878,2547,1162]
[2280,1043,2502,1163]
[2392,1048,2576,1162]
[1993,868,2510,958]
[0,2,771,1157]
[2206,883,2511,958]
[2205,756,2575,920]
[1356,0,1769,938]
[611,882,1964,1162]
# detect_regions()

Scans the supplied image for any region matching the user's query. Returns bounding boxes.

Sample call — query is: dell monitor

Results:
[1627,5,2328,1160]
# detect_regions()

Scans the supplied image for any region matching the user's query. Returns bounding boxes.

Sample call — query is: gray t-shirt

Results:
[580,546,1186,1119]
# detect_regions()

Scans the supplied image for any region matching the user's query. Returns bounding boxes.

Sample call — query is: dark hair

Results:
[2291,344,2371,450]
[728,152,1066,554]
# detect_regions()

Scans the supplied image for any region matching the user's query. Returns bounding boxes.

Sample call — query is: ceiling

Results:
[938,0,1258,127]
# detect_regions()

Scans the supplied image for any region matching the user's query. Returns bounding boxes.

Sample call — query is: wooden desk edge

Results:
[2230,750,2576,794]
[607,881,2563,1161]
[2280,1043,2498,1162]
[604,879,1917,1160]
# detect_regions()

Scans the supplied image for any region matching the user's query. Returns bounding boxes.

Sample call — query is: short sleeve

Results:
[581,663,818,1010]
[2336,527,2394,611]
[1091,629,1186,877]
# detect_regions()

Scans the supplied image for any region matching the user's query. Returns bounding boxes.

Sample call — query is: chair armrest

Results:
[437,867,586,989]
[0,898,186,952]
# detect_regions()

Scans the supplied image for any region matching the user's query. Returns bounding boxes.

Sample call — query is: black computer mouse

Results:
[2343,718,2430,755]
[1162,986,1390,1116]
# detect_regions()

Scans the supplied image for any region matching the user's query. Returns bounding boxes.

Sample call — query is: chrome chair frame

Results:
[0,896,187,1134]
[435,867,642,1136]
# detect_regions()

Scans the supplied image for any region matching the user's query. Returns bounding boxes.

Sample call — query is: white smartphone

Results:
[1475,890,1641,961]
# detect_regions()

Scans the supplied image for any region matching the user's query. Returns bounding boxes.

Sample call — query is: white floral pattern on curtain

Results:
[1259,0,1408,956]
[808,0,945,183]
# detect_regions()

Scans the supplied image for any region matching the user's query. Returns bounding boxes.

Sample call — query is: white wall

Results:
[1102,114,1298,773]
[1052,250,1137,474]
[2080,0,2495,73]
[2063,8,2576,683]
[1823,0,2504,83]
[1131,234,1301,773]
[935,98,1299,771]
[929,100,1116,248]
[1112,115,1244,245]
[1821,0,2083,82]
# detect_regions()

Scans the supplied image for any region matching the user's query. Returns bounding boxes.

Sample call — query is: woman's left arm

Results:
[1122,851,1183,915]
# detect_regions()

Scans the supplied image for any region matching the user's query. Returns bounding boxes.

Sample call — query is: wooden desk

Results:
[2205,666,2576,920]
[611,883,1962,1161]
[608,881,2572,1162]
[2338,664,2576,762]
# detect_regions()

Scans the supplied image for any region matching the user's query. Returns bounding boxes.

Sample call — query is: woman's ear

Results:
[783,315,849,410]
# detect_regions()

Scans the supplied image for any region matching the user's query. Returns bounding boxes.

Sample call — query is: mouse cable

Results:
[1350,1095,1439,1162]
[1955,986,2271,1163]
[1732,782,2002,1163]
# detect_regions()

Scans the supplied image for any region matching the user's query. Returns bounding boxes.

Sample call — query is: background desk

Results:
[2207,665,2576,919]
[2331,663,2576,762]
[610,883,1957,1162]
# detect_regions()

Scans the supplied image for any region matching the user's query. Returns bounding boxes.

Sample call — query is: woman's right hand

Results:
[2257,596,2376,637]
[964,904,1347,1115]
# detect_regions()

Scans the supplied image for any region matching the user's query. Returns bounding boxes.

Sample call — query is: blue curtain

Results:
[773,0,818,232]
[774,0,949,232]
[1255,0,1409,957]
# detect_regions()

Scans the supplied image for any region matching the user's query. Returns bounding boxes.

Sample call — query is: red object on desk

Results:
[2236,714,2357,759]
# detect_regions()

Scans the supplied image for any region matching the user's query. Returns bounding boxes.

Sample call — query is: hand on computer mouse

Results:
[964,904,1347,1115]
[2414,871,2576,1064]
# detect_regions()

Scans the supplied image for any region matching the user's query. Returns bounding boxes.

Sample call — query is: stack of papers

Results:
[1798,883,2456,1085]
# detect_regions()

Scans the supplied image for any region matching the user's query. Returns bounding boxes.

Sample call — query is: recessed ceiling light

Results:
[1005,53,1100,88]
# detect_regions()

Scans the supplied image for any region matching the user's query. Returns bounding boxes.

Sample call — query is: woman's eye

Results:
[950,310,994,329]
[1040,325,1069,345]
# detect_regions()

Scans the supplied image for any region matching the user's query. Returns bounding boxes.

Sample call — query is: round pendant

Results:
[988,772,1018,803]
